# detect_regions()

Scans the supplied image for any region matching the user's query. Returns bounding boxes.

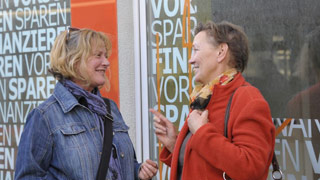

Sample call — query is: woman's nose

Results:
[189,56,195,64]
[102,57,110,67]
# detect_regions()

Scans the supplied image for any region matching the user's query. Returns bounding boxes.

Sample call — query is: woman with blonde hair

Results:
[15,28,157,180]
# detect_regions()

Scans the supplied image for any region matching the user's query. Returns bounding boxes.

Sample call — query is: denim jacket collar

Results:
[53,81,80,113]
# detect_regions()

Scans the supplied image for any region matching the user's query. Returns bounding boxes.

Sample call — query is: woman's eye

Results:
[94,52,107,59]
[192,49,198,55]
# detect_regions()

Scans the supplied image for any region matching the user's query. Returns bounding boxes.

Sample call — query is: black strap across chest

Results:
[96,98,114,180]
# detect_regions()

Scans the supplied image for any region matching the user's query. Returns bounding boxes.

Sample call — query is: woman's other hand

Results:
[188,109,208,134]
[138,159,158,180]
[150,109,177,152]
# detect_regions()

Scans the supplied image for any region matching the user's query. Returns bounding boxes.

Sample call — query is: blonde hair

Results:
[49,28,112,90]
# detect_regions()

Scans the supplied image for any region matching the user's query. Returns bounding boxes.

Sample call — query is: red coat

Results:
[160,73,275,180]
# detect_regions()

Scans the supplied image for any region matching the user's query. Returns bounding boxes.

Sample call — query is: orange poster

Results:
[70,0,119,106]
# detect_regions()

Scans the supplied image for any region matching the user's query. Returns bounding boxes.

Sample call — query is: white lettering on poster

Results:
[151,17,197,46]
[273,118,320,178]
[151,0,197,19]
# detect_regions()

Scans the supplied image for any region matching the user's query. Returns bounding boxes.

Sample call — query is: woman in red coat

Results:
[150,21,275,180]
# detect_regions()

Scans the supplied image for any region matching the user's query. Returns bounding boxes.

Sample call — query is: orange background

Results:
[71,0,119,106]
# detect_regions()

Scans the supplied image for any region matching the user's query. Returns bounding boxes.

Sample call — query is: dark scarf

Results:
[61,79,107,117]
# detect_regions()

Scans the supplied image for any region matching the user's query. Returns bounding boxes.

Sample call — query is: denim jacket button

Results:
[113,132,115,136]
[99,152,102,155]
[120,152,124,158]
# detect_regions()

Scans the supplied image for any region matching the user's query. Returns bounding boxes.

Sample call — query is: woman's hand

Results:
[138,159,158,180]
[188,109,208,134]
[150,109,177,153]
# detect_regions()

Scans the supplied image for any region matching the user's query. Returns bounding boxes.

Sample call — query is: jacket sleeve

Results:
[189,91,275,180]
[159,147,173,166]
[133,151,142,180]
[15,109,53,180]
[108,99,142,180]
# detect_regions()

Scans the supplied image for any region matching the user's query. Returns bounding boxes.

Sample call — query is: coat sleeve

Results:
[133,150,142,180]
[15,109,53,180]
[159,147,173,166]
[189,92,275,180]
[108,99,142,180]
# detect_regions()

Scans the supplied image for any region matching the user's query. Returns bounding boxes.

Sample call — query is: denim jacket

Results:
[15,82,141,180]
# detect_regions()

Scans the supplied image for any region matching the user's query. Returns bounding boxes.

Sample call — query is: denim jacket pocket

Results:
[59,124,88,148]
[113,120,129,133]
[60,125,86,135]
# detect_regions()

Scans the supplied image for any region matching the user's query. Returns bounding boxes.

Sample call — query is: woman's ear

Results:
[217,43,229,63]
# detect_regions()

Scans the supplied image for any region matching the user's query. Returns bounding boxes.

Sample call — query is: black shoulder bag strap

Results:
[223,87,282,180]
[96,98,114,180]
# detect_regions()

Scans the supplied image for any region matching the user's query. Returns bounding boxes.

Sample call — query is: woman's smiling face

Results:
[73,41,110,92]
[85,45,109,91]
[189,31,221,84]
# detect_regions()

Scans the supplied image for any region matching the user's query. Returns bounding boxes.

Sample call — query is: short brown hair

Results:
[49,28,111,85]
[195,21,249,72]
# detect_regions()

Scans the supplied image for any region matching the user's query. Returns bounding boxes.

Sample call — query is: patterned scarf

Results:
[61,79,107,117]
[190,68,238,110]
